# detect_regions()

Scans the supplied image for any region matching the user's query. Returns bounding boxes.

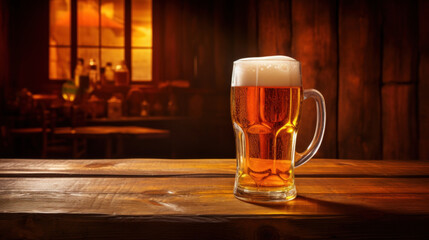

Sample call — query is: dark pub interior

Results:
[0,0,428,160]
[0,1,429,238]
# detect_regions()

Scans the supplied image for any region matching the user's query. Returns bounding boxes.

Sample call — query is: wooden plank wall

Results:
[0,0,10,105]
[338,0,382,159]
[157,0,426,159]
[419,0,429,160]
[291,0,338,158]
[381,0,418,160]
[162,0,427,160]
[3,0,427,159]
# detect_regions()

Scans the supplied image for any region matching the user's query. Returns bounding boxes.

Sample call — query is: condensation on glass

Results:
[231,56,326,203]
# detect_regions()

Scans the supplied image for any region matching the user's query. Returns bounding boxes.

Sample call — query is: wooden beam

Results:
[213,0,234,91]
[382,0,418,84]
[162,0,183,81]
[419,0,429,159]
[291,0,338,158]
[258,0,291,56]
[382,85,418,159]
[381,0,418,160]
[233,0,258,58]
[338,0,381,159]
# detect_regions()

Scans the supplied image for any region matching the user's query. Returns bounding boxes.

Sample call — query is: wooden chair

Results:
[40,105,86,159]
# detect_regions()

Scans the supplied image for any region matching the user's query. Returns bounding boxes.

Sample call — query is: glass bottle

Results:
[140,100,149,117]
[104,62,115,84]
[107,95,122,119]
[74,58,84,87]
[114,60,130,86]
[88,58,98,89]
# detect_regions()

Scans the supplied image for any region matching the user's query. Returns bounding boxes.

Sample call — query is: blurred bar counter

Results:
[86,116,190,128]
[0,158,428,239]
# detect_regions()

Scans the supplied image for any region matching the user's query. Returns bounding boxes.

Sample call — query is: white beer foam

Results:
[232,56,301,87]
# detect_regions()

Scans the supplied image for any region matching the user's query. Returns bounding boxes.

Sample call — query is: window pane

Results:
[50,0,71,46]
[132,0,152,47]
[132,49,152,81]
[77,47,100,70]
[101,48,124,67]
[49,47,71,79]
[78,0,99,46]
[101,0,124,46]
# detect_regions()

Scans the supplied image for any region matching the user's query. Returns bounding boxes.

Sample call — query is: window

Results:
[50,0,71,80]
[49,0,152,82]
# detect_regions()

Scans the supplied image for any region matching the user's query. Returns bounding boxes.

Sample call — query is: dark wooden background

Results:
[1,0,428,160]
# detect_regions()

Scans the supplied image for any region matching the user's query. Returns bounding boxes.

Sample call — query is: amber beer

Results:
[231,86,302,197]
[231,56,326,203]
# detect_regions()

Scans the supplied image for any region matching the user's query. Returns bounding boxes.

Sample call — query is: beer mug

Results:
[231,56,326,203]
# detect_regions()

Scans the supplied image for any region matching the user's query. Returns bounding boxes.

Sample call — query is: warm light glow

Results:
[132,0,152,81]
[62,81,77,102]
[62,93,76,102]
[49,0,71,80]
[101,2,114,19]
[49,0,153,81]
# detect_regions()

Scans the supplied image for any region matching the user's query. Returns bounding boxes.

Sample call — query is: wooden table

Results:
[53,126,169,138]
[0,158,428,239]
[56,126,169,158]
[86,117,192,158]
[86,116,189,125]
[11,126,170,158]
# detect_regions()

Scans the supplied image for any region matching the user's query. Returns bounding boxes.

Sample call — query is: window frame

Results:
[49,0,153,84]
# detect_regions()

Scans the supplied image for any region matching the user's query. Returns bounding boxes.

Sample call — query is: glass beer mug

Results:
[231,56,326,203]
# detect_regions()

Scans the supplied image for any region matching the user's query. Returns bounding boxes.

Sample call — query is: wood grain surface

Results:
[382,0,418,84]
[1,177,429,215]
[53,126,169,137]
[1,158,429,177]
[1,158,429,239]
[382,85,418,159]
[291,0,338,158]
[338,0,381,159]
[381,0,419,160]
[419,0,429,160]
[258,0,291,56]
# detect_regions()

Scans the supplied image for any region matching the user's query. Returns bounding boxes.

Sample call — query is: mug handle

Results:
[295,89,326,168]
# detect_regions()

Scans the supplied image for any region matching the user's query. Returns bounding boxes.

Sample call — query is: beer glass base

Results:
[234,185,297,203]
